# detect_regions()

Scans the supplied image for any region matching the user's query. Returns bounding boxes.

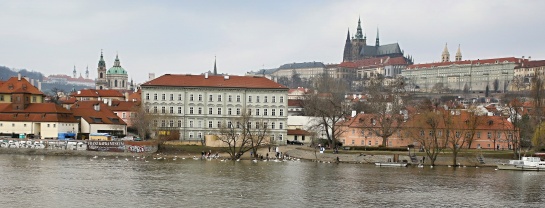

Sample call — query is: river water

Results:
[0,154,543,207]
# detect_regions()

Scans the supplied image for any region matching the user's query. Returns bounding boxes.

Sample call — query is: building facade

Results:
[403,57,522,92]
[140,74,289,144]
[271,62,326,81]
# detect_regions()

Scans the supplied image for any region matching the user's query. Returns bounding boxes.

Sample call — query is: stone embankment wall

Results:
[284,147,508,166]
[0,139,158,156]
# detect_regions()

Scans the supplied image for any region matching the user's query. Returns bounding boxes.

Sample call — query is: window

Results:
[280,96,284,103]
[279,109,284,116]
[146,93,150,100]
[247,109,252,115]
[189,132,194,138]
[255,122,260,129]
[209,95,213,102]
[228,95,232,102]
[248,96,252,102]
[236,95,241,102]
[263,122,268,129]
[198,132,202,139]
[170,107,174,114]
[218,95,222,102]
[217,121,221,128]
[161,106,166,114]
[153,93,158,100]
[217,108,222,115]
[178,107,182,114]
[279,122,283,129]
[271,122,275,129]
[264,96,268,103]
[420,130,424,136]
[487,132,492,139]
[161,94,165,101]
[161,120,166,127]
[146,107,150,113]
[247,122,251,129]
[272,96,276,103]
[198,95,202,101]
[153,106,158,113]
[189,121,194,127]
[209,108,213,114]
[190,94,194,101]
[236,108,240,115]
[190,107,194,114]
[477,132,481,138]
[170,94,173,101]
[198,107,202,114]
[169,120,174,127]
[263,109,268,116]
[32,96,36,102]
[122,112,126,119]
[178,94,182,100]
[256,96,260,103]
[209,121,213,128]
[256,109,260,116]
[228,108,232,115]
[278,134,283,141]
[228,121,232,128]
[272,109,276,116]
[178,120,182,127]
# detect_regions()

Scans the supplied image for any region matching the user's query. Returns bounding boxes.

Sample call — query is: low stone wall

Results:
[1,139,158,154]
[284,148,508,166]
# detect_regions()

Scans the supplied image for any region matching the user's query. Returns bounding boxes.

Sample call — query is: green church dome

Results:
[106,54,127,75]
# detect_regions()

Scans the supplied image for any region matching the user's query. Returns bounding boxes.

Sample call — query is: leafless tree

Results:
[217,112,270,160]
[360,76,406,147]
[130,102,154,140]
[304,72,349,150]
[406,110,448,166]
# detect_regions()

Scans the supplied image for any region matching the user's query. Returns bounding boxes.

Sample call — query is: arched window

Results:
[115,80,118,87]
[100,73,103,78]
[122,80,125,87]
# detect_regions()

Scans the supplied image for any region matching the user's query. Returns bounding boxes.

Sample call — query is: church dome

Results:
[107,66,127,74]
[106,54,127,75]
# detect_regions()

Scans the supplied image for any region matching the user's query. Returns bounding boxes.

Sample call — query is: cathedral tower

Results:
[441,43,450,62]
[342,29,352,62]
[95,50,108,90]
[455,44,462,61]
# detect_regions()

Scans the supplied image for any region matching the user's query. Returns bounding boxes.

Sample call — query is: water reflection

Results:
[0,154,544,207]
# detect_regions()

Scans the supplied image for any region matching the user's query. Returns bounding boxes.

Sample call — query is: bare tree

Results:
[493,79,500,92]
[407,110,448,166]
[304,73,349,150]
[248,120,271,159]
[361,76,406,147]
[49,87,64,104]
[444,109,483,166]
[217,112,270,160]
[130,102,154,140]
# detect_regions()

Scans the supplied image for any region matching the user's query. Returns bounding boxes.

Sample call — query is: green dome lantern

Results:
[106,54,127,74]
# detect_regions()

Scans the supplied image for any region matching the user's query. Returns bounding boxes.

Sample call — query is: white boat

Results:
[375,162,408,167]
[497,157,545,171]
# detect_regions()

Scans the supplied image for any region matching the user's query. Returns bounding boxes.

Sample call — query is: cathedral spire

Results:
[213,56,218,75]
[98,49,106,68]
[375,27,380,47]
[442,43,450,62]
[114,53,121,67]
[355,17,364,40]
[346,28,351,42]
[73,65,77,78]
[85,65,89,79]
[455,44,462,61]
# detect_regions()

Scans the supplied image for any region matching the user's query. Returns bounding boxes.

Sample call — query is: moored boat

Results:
[375,162,408,167]
[497,157,545,171]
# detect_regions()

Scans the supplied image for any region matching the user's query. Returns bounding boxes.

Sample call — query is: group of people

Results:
[201,150,219,159]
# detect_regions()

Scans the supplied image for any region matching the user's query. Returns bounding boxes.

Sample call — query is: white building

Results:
[140,74,289,144]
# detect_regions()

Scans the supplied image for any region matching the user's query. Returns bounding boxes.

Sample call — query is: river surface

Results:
[0,154,544,207]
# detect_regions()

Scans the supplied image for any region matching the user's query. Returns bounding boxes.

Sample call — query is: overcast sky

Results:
[0,0,544,83]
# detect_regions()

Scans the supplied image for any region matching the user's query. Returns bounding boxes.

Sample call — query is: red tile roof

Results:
[128,89,141,102]
[407,57,521,70]
[108,100,139,111]
[522,60,545,68]
[0,77,44,95]
[0,103,77,122]
[287,129,311,135]
[142,74,288,89]
[71,89,125,98]
[288,99,304,107]
[71,101,126,125]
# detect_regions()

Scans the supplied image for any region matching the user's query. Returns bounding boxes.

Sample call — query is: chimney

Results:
[108,99,112,107]
[224,75,230,80]
[18,73,21,81]
[149,73,155,80]
[77,90,81,95]
[38,81,42,91]
[94,104,100,111]
[351,110,356,117]
[103,99,108,104]
[124,92,129,101]
[205,72,209,79]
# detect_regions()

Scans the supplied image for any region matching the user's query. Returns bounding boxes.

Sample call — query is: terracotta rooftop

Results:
[0,103,77,122]
[71,89,125,98]
[287,129,311,135]
[141,74,288,89]
[71,101,126,125]
[128,89,141,102]
[0,77,44,95]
